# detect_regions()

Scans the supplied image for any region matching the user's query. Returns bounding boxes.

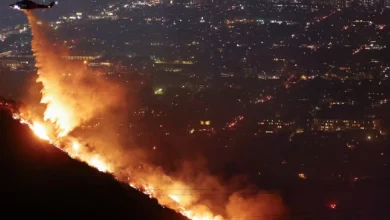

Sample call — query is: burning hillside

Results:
[0,108,188,220]
[9,12,286,220]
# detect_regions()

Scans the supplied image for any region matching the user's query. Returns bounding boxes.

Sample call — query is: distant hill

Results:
[0,108,188,220]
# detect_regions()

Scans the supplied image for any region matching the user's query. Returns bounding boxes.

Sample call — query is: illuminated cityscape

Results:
[1,0,390,219]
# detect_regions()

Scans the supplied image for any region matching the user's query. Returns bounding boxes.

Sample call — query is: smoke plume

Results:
[25,13,123,137]
[21,12,286,220]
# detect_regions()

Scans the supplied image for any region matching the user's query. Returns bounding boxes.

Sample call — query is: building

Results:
[360,0,381,8]
[0,58,34,70]
[0,59,22,69]
[312,119,374,132]
[146,0,162,4]
[62,55,101,61]
[258,119,296,133]
[333,0,348,9]
[0,51,12,58]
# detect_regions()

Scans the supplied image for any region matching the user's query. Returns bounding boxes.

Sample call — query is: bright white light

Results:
[13,5,21,10]
[90,157,109,172]
[169,195,180,203]
[72,141,80,152]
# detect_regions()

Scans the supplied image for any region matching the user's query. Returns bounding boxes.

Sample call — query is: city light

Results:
[329,203,337,209]
[1,2,390,220]
[154,88,163,95]
[298,173,307,180]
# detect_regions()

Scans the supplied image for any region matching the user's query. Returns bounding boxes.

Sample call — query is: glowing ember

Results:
[31,122,50,141]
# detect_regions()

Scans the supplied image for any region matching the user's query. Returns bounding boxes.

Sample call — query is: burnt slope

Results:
[0,108,187,220]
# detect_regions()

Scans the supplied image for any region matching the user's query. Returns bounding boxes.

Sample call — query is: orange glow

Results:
[72,141,80,152]
[169,194,181,203]
[89,157,110,172]
[41,95,76,137]
[31,122,50,141]
[16,12,286,220]
[298,173,307,180]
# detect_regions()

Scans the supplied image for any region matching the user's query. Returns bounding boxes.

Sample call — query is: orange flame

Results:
[31,122,50,141]
[17,12,285,220]
[89,157,110,173]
